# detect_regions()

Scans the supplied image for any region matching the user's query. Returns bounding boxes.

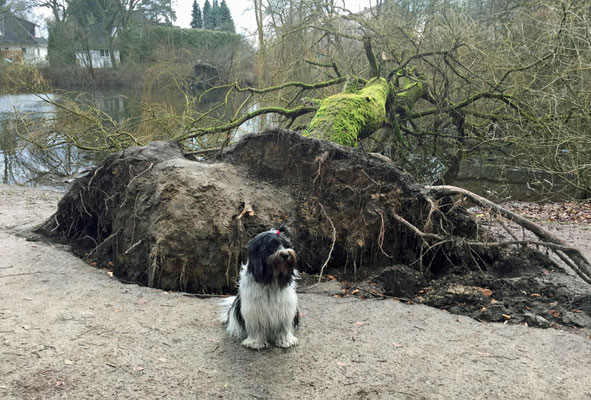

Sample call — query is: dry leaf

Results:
[530,293,541,297]
[328,275,336,280]
[502,314,511,320]
[107,271,114,278]
[351,289,360,295]
[480,288,493,297]
[353,321,365,326]
[549,310,560,318]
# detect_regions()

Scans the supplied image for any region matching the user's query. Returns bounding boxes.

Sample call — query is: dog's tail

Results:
[219,296,236,323]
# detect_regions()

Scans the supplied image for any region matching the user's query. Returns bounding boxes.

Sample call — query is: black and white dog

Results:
[222,224,299,349]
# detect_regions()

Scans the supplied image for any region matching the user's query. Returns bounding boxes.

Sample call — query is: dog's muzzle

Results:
[270,249,297,278]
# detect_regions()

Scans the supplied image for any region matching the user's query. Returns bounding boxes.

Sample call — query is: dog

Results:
[221,224,299,349]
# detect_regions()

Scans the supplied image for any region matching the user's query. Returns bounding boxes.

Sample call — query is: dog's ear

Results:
[248,250,265,283]
[278,223,290,237]
[247,235,268,283]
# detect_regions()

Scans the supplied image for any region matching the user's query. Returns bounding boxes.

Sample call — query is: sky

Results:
[175,0,375,37]
[30,0,375,37]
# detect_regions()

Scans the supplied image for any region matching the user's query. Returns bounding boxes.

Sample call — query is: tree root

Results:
[424,185,591,286]
[318,202,336,284]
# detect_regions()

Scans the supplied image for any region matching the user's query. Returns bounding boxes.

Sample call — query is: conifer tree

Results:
[190,0,203,29]
[218,0,235,33]
[202,0,214,30]
[211,0,220,29]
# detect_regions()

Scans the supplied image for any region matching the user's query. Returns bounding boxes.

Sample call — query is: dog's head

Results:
[247,224,297,287]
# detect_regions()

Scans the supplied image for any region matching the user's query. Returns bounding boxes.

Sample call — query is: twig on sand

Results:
[0,271,65,278]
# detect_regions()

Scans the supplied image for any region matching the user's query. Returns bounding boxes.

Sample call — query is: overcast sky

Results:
[31,0,376,37]
[175,0,375,36]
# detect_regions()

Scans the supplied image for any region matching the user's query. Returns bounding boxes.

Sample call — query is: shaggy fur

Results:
[222,225,299,349]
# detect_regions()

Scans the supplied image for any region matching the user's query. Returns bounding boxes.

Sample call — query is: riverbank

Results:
[1,184,590,399]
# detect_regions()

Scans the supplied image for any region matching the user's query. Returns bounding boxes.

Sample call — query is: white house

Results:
[0,11,48,65]
[74,22,120,69]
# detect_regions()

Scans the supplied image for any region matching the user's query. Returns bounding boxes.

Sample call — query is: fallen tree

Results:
[38,129,451,292]
[36,129,591,327]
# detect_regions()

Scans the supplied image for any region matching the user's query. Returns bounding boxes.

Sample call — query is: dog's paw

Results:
[276,332,298,348]
[241,337,269,350]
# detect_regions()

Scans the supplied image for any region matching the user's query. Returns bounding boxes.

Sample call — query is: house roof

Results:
[0,11,47,47]
[87,22,112,47]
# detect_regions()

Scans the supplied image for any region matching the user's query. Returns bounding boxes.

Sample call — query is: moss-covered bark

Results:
[305,75,427,146]
[306,78,390,146]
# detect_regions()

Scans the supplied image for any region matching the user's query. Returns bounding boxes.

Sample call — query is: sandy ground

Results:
[1,184,591,400]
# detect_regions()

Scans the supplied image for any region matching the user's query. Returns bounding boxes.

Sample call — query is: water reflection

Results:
[0,93,106,188]
[0,89,257,188]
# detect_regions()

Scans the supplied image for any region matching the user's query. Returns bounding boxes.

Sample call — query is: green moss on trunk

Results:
[306,78,390,146]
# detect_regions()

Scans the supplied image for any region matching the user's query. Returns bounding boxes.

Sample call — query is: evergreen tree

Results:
[211,0,219,29]
[202,0,214,30]
[190,0,202,29]
[217,0,235,33]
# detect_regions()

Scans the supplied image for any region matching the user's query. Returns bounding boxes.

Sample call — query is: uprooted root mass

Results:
[37,129,591,328]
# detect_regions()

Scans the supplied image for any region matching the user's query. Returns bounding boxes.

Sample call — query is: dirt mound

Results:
[35,129,591,329]
[36,140,296,292]
[37,129,478,292]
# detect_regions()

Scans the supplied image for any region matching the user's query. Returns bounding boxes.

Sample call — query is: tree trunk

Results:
[306,75,426,146]
[306,78,390,146]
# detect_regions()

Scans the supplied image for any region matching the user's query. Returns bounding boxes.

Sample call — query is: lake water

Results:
[0,92,129,188]
[0,89,267,189]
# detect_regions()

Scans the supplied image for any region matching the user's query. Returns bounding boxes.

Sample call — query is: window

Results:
[21,48,26,54]
[100,49,110,57]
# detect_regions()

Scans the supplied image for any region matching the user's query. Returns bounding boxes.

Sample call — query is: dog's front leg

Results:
[241,335,269,350]
[275,327,298,348]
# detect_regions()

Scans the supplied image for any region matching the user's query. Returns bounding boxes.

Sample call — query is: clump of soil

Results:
[36,140,294,292]
[37,129,479,292]
[345,250,591,330]
[35,129,591,329]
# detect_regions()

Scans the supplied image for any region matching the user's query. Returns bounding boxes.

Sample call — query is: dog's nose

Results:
[280,252,290,260]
